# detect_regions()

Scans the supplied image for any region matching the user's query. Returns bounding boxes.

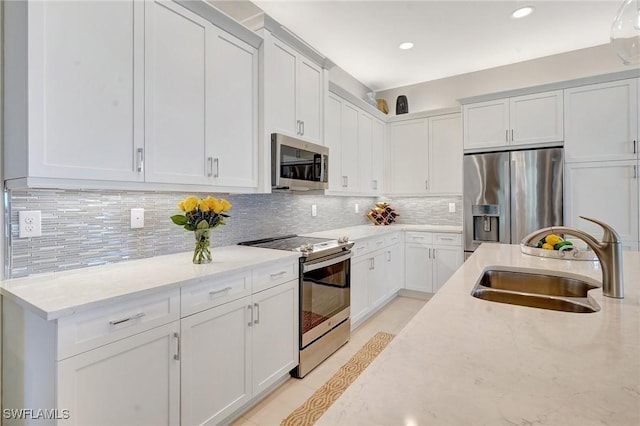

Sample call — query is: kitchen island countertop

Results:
[317,243,640,426]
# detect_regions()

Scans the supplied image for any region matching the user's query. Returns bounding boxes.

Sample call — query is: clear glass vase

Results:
[193,229,212,264]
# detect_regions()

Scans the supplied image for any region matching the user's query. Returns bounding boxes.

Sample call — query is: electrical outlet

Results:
[19,210,42,238]
[355,203,359,213]
[131,208,145,229]
[311,204,317,217]
[449,203,456,213]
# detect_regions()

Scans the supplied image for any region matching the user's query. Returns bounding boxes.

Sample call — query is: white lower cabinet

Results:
[3,260,298,426]
[57,321,181,426]
[350,233,404,328]
[180,297,251,426]
[405,232,463,293]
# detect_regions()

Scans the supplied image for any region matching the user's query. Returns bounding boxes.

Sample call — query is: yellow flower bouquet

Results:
[171,195,232,264]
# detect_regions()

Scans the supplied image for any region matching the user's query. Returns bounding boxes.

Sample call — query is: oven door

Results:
[300,251,351,348]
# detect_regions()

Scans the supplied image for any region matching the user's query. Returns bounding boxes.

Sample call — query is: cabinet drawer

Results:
[385,232,403,245]
[57,288,180,360]
[405,232,433,244]
[434,233,462,246]
[181,272,251,317]
[253,259,298,293]
[352,240,370,257]
[369,236,387,251]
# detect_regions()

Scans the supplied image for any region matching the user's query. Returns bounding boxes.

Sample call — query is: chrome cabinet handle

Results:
[440,237,454,241]
[511,129,514,141]
[433,249,436,260]
[634,140,637,154]
[247,305,253,326]
[369,257,374,270]
[136,148,144,172]
[300,120,305,136]
[342,176,348,187]
[209,286,232,297]
[254,303,259,324]
[372,179,378,190]
[505,129,509,142]
[173,332,180,361]
[270,271,287,278]
[633,165,638,179]
[207,157,213,177]
[387,250,392,262]
[109,312,145,326]
[213,158,219,178]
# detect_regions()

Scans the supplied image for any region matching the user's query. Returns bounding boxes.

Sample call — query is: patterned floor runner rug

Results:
[281,331,396,426]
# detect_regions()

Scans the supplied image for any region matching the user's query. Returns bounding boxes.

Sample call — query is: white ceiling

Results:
[245,0,624,91]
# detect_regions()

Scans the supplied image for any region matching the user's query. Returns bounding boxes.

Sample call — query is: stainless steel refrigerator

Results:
[463,147,563,258]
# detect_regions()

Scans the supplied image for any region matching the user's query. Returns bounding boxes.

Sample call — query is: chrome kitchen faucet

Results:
[522,216,624,299]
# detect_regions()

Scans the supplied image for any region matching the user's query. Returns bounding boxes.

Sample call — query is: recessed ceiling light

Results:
[399,42,414,50]
[511,6,534,19]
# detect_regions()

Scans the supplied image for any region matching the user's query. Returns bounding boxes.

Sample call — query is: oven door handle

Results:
[302,251,353,273]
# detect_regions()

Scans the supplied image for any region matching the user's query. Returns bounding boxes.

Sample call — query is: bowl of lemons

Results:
[521,233,598,261]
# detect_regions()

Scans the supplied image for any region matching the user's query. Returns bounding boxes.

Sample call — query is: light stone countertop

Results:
[303,223,462,241]
[0,245,299,320]
[317,243,640,426]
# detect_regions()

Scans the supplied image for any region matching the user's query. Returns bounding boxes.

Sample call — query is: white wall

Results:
[377,43,631,116]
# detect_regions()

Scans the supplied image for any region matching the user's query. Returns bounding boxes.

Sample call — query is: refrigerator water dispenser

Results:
[472,204,500,243]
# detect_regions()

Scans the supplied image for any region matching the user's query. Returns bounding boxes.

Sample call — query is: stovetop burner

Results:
[239,234,352,259]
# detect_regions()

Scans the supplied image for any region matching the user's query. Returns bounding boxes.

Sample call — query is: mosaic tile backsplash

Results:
[7,189,462,277]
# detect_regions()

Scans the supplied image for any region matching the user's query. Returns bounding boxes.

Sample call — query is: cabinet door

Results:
[388,119,429,194]
[57,322,180,426]
[463,99,509,150]
[509,90,564,146]
[371,119,385,195]
[564,79,638,162]
[144,0,208,184]
[369,252,388,310]
[208,27,258,188]
[564,161,639,245]
[297,58,323,143]
[386,243,405,295]
[350,256,372,326]
[252,280,298,395]
[325,95,345,191]
[27,0,144,181]
[267,38,298,138]
[341,103,360,191]
[181,297,251,426]
[429,113,462,194]
[432,246,462,293]
[358,112,374,194]
[404,244,433,292]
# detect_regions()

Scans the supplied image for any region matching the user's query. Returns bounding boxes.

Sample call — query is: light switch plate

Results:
[311,204,317,217]
[131,208,144,229]
[19,210,42,238]
[449,203,456,213]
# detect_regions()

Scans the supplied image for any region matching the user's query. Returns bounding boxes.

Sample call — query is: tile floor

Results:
[229,295,429,426]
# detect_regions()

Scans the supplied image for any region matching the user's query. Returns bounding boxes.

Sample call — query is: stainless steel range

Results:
[239,235,353,378]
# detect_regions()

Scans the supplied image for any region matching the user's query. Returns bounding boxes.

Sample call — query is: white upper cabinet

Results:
[325,92,385,195]
[388,113,462,196]
[5,0,259,191]
[388,119,429,194]
[463,90,563,151]
[145,0,209,185]
[428,113,463,194]
[207,26,258,188]
[4,0,145,182]
[564,78,638,163]
[265,36,323,144]
[145,1,258,188]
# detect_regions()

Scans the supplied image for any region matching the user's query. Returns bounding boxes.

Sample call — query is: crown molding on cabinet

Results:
[176,0,262,48]
[459,69,640,105]
[242,12,334,70]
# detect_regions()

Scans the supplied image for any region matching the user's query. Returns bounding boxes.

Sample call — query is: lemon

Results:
[542,243,555,250]
[544,234,563,246]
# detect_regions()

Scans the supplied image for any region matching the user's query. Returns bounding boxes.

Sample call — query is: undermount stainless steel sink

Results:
[471,268,601,313]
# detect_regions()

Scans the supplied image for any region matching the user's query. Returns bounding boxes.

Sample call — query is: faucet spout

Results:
[521,216,624,299]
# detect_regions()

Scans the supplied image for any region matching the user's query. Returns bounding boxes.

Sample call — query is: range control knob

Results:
[338,236,350,243]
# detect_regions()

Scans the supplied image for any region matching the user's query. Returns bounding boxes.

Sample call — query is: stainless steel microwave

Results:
[271,133,328,191]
